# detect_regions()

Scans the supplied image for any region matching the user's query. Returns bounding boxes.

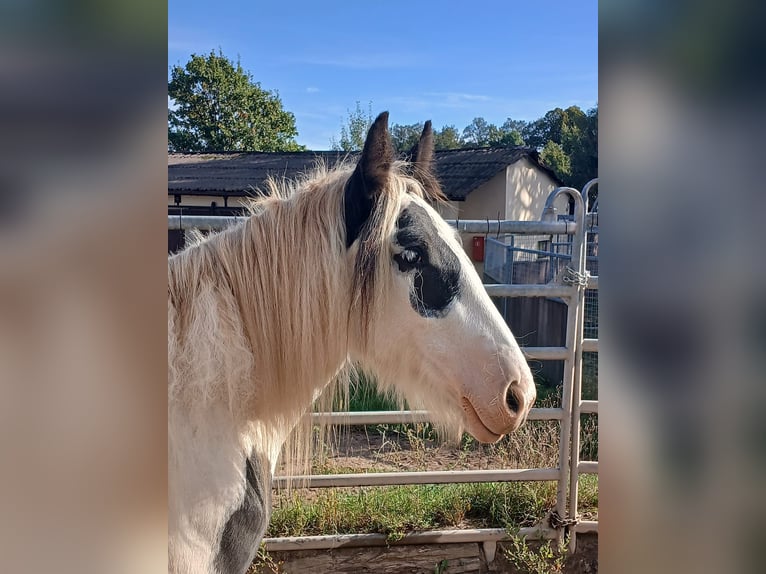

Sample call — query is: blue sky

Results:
[169,0,597,150]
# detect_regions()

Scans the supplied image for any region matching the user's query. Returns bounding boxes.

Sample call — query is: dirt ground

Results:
[298,423,558,474]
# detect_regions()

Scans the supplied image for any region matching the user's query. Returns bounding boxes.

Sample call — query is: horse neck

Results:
[225,191,353,430]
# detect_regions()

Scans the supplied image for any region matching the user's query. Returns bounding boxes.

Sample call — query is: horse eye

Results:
[393,248,423,272]
[402,249,421,264]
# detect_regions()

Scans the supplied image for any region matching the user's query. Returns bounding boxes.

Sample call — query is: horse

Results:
[167,112,536,574]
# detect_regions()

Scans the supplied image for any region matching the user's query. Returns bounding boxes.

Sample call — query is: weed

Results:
[248,543,282,574]
[504,530,569,574]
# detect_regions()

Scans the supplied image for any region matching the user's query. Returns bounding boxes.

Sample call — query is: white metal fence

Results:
[167,180,599,560]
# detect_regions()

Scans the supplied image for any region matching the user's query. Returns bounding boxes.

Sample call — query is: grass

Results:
[327,376,597,477]
[348,373,399,412]
[267,476,598,541]
[268,482,553,540]
[346,376,598,464]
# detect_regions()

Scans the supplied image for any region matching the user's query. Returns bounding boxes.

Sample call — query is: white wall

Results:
[459,171,507,220]
[505,158,567,221]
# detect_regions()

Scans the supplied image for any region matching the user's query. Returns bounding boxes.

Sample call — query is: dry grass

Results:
[311,391,567,473]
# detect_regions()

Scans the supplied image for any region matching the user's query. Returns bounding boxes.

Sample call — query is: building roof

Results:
[168,147,560,201]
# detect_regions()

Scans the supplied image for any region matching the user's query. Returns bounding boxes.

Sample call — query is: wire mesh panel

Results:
[485,233,575,287]
[583,223,599,401]
[569,197,599,552]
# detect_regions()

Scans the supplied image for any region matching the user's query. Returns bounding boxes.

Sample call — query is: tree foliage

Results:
[433,125,462,150]
[390,123,423,153]
[461,117,493,147]
[501,117,527,134]
[330,101,374,151]
[493,126,525,147]
[563,106,598,190]
[521,105,598,189]
[539,140,571,180]
[168,50,303,152]
[461,117,525,147]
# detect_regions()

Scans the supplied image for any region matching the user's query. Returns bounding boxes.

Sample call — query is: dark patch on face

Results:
[215,454,271,574]
[394,202,461,318]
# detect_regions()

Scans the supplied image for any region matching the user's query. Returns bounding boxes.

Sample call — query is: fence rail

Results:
[274,468,561,489]
[167,214,598,233]
[310,407,564,425]
[169,183,599,558]
[264,526,559,552]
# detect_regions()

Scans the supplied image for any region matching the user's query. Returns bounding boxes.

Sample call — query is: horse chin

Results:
[461,398,503,444]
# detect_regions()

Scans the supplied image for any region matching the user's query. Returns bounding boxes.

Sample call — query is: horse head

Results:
[343,112,536,442]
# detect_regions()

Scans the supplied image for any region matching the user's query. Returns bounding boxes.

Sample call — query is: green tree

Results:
[433,125,462,150]
[563,105,598,190]
[390,123,423,153]
[168,50,303,152]
[519,105,598,189]
[521,106,586,151]
[501,117,527,134]
[330,101,374,151]
[539,140,571,181]
[522,108,566,149]
[461,117,525,148]
[462,117,494,147]
[493,126,525,146]
[497,118,526,146]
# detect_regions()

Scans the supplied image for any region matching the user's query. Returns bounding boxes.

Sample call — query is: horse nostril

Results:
[506,385,520,413]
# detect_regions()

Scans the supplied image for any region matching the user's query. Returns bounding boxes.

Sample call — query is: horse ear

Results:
[409,120,444,202]
[410,120,434,171]
[344,111,394,247]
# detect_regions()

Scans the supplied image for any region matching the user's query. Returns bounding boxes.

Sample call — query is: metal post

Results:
[504,235,514,319]
[581,178,599,215]
[542,188,586,550]
[567,179,598,554]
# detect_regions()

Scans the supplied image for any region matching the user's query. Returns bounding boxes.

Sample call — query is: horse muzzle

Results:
[459,346,536,443]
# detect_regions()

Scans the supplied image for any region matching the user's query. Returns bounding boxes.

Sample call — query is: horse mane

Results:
[168,156,441,480]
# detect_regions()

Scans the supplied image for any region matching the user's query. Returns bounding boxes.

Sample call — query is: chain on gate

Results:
[548,509,580,530]
[562,266,590,287]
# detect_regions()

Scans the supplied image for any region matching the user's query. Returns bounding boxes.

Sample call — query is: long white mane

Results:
[168,159,443,476]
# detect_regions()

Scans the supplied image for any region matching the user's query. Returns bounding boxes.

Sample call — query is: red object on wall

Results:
[472,236,485,262]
